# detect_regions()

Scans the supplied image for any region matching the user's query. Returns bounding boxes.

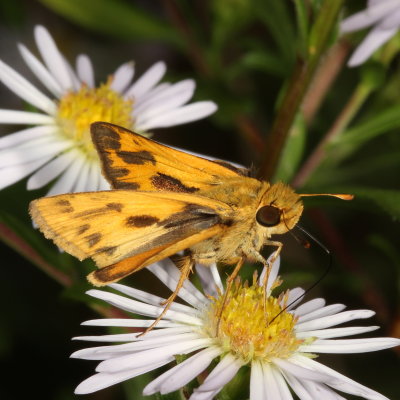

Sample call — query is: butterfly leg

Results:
[261,241,283,318]
[140,255,194,336]
[216,256,245,335]
[246,241,283,317]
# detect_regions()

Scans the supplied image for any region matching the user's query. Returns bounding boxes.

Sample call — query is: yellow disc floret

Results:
[57,81,134,158]
[203,277,304,363]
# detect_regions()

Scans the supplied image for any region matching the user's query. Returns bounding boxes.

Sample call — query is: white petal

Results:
[262,363,283,400]
[75,359,169,394]
[250,361,266,400]
[297,304,346,323]
[18,43,63,97]
[72,332,202,360]
[0,109,54,124]
[125,61,166,99]
[195,263,222,297]
[74,326,193,342]
[280,372,313,400]
[299,337,400,353]
[296,325,379,339]
[133,82,171,108]
[270,366,294,400]
[295,309,375,331]
[0,137,71,168]
[294,298,326,317]
[291,354,390,400]
[135,101,217,131]
[46,152,86,196]
[196,353,243,392]
[380,7,400,29]
[0,125,55,149]
[72,156,91,192]
[96,337,212,373]
[340,1,400,33]
[0,59,56,114]
[259,253,280,292]
[190,389,222,400]
[110,62,135,93]
[27,148,77,189]
[347,25,398,66]
[98,174,111,190]
[302,380,345,400]
[86,288,202,325]
[157,347,221,394]
[274,358,333,383]
[147,259,208,308]
[81,318,181,328]
[76,54,95,88]
[109,283,198,315]
[34,25,74,90]
[285,287,305,310]
[86,160,101,192]
[133,79,195,120]
[0,153,55,190]
[62,54,81,90]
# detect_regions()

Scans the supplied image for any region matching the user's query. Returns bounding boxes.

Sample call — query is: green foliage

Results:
[38,0,181,44]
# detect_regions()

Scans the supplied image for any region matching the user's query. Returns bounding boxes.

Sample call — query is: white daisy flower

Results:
[0,25,217,195]
[341,0,400,67]
[71,257,400,399]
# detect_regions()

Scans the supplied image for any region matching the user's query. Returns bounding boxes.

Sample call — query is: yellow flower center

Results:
[57,82,134,158]
[203,277,304,363]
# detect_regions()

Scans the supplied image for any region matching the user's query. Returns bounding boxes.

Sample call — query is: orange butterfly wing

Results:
[90,121,247,192]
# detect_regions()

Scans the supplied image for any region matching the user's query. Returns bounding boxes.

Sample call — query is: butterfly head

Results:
[255,182,354,236]
[256,182,303,235]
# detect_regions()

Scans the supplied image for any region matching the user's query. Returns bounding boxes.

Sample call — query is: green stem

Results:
[258,0,344,181]
[291,82,371,188]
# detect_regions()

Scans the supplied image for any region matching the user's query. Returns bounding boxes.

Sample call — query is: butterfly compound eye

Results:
[256,205,281,227]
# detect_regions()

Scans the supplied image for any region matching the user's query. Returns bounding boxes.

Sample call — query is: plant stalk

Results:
[258,0,345,181]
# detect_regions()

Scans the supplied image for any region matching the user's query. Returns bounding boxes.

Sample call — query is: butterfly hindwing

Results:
[30,190,231,273]
[90,122,247,192]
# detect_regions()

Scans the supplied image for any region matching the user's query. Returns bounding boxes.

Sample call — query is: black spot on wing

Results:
[56,199,71,206]
[77,224,90,235]
[111,168,130,178]
[151,173,199,193]
[96,246,117,256]
[91,122,121,151]
[86,233,102,247]
[126,215,159,227]
[106,203,123,212]
[55,199,74,213]
[117,150,156,165]
[115,181,140,190]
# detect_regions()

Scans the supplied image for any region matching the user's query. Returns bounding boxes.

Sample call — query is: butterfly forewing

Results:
[90,122,245,192]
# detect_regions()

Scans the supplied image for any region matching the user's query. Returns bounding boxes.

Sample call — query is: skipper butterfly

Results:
[30,122,352,329]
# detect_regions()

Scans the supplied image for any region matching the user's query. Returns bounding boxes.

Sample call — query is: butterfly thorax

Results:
[192,179,303,265]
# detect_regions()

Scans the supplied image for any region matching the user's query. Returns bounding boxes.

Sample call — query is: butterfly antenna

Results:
[268,224,332,324]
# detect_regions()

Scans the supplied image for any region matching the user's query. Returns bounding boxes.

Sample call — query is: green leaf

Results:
[240,50,291,77]
[293,0,309,55]
[307,150,400,187]
[274,113,307,182]
[333,104,400,147]
[254,0,296,62]
[38,0,181,45]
